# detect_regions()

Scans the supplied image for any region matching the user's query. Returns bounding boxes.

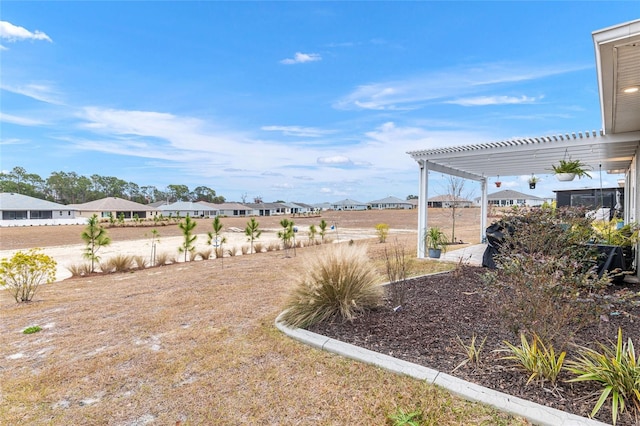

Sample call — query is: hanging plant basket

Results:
[529,182,537,189]
[556,172,576,182]
[495,181,502,188]
[528,175,539,189]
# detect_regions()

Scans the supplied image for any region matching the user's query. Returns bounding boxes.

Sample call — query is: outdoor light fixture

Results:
[623,86,639,94]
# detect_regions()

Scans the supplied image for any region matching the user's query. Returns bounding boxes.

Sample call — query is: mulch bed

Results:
[309,266,640,425]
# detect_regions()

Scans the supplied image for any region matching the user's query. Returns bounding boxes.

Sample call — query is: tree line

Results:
[0,166,225,205]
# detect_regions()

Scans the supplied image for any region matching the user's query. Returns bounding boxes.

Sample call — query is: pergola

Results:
[408,19,640,258]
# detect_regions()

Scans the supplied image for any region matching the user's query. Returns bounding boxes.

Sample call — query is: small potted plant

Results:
[425,226,449,258]
[528,175,539,189]
[495,175,502,188]
[551,159,592,182]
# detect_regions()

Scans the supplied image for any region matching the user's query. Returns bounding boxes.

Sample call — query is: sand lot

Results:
[0,208,482,281]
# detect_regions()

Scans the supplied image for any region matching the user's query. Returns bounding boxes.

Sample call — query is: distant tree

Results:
[192,186,217,203]
[442,176,474,243]
[167,184,191,202]
[240,192,248,203]
[253,195,263,204]
[406,195,418,200]
[178,215,197,262]
[244,218,262,253]
[211,195,226,204]
[81,214,112,273]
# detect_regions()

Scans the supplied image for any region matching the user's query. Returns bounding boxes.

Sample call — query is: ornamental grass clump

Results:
[280,244,383,328]
[567,328,640,425]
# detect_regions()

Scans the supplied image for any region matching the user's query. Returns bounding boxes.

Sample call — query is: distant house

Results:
[482,190,547,207]
[312,202,333,211]
[1,192,82,226]
[158,201,217,218]
[368,196,413,210]
[70,197,159,219]
[427,195,473,208]
[200,202,251,217]
[284,202,315,214]
[244,202,286,216]
[331,199,369,211]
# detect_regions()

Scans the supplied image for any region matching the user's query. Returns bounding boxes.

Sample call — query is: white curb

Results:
[275,312,609,426]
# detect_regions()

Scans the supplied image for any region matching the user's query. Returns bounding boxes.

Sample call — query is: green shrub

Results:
[567,328,640,425]
[280,244,383,328]
[0,249,57,303]
[499,333,566,386]
[23,325,42,334]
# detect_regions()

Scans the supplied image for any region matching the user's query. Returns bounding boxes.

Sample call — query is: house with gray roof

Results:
[158,201,217,218]
[200,202,250,217]
[483,190,548,207]
[1,192,83,226]
[368,196,414,210]
[244,202,286,216]
[427,194,474,208]
[331,199,369,211]
[70,197,159,219]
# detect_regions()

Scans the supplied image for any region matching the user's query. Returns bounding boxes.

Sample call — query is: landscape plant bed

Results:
[308,266,640,425]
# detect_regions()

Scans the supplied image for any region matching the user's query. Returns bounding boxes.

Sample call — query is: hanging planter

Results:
[495,175,502,188]
[528,175,539,189]
[551,158,592,182]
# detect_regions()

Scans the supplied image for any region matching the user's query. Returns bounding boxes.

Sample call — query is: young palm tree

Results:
[81,214,111,273]
[318,219,328,243]
[244,218,262,253]
[178,215,197,262]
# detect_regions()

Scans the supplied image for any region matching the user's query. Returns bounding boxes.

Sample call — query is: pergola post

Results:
[417,160,428,258]
[480,177,488,243]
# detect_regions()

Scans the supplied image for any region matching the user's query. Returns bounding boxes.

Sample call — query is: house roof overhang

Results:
[593,19,640,135]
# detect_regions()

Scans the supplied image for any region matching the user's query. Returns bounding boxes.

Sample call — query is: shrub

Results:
[132,255,147,269]
[280,244,383,328]
[198,248,214,260]
[253,242,264,253]
[214,247,225,259]
[566,328,640,425]
[227,247,238,257]
[485,206,610,345]
[0,249,57,303]
[499,333,566,386]
[241,245,250,255]
[375,223,390,243]
[23,325,42,334]
[67,262,93,277]
[155,252,173,266]
[101,254,134,273]
[267,242,280,252]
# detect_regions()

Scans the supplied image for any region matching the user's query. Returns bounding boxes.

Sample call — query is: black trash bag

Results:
[482,221,514,269]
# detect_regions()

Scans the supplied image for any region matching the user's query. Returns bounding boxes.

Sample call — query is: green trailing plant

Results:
[245,218,262,253]
[0,249,57,303]
[551,158,592,179]
[566,328,640,425]
[23,325,42,335]
[81,214,112,273]
[280,244,383,328]
[375,223,390,243]
[499,333,566,386]
[178,215,197,262]
[387,408,423,426]
[453,334,487,372]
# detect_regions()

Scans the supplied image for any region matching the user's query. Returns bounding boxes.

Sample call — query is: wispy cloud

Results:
[1,82,63,105]
[261,125,334,137]
[0,137,28,146]
[0,21,52,43]
[317,155,352,165]
[280,52,321,64]
[335,63,587,111]
[0,112,47,126]
[446,95,542,106]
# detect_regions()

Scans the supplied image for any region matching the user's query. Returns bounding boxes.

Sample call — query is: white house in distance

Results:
[200,201,250,217]
[331,199,369,211]
[70,197,159,219]
[483,190,548,207]
[0,192,83,226]
[368,196,414,210]
[427,194,474,208]
[408,19,640,263]
[158,201,217,218]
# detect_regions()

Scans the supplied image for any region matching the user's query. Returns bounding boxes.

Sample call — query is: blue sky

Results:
[1,2,638,203]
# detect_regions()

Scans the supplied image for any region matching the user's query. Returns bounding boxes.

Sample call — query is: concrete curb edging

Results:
[275,312,609,426]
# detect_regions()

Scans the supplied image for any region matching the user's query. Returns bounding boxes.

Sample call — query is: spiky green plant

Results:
[453,334,487,372]
[567,328,640,425]
[178,215,197,262]
[318,219,328,243]
[81,214,112,273]
[500,333,566,386]
[388,407,423,426]
[280,244,383,328]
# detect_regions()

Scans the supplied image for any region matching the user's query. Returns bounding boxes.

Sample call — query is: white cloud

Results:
[317,155,352,165]
[0,21,52,43]
[334,63,586,111]
[261,125,333,137]
[0,112,47,126]
[280,52,321,64]
[1,82,63,104]
[0,137,27,146]
[446,95,541,107]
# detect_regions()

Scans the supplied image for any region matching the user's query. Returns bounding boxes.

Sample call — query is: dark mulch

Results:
[309,266,640,425]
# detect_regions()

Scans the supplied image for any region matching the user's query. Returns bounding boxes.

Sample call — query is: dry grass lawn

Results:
[1,209,527,425]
